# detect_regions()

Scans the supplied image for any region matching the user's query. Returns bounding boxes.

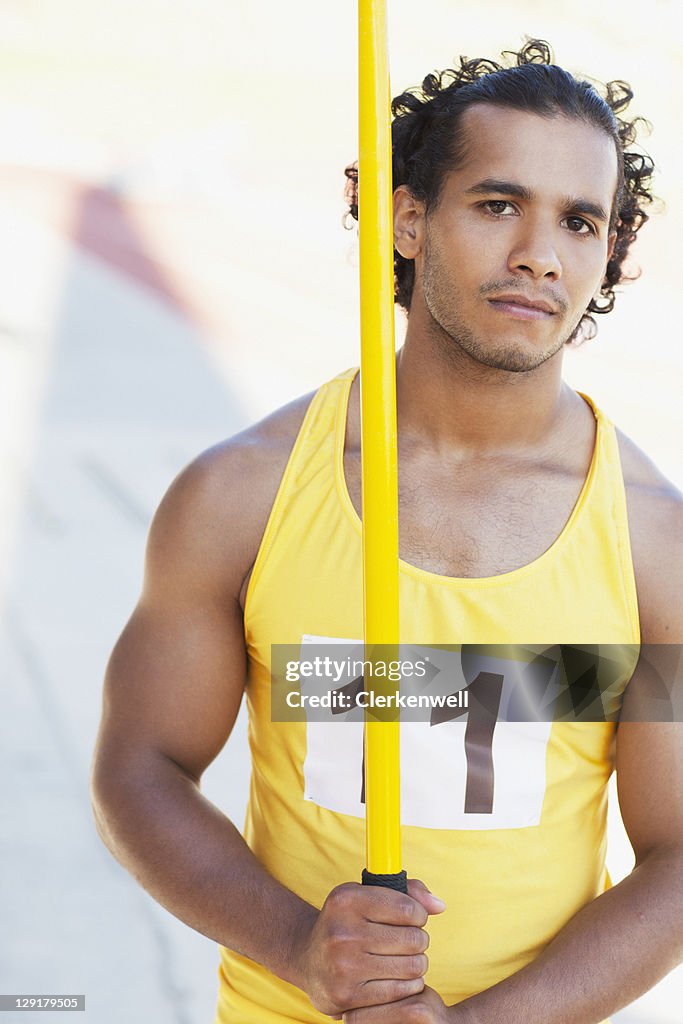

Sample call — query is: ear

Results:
[393,186,425,259]
[606,230,617,264]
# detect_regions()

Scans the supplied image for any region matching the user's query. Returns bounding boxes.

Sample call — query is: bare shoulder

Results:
[616,429,683,643]
[145,389,317,608]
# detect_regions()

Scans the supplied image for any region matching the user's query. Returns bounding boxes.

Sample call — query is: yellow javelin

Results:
[358,0,405,893]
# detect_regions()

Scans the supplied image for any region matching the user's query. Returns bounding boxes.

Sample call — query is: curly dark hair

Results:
[344,39,655,342]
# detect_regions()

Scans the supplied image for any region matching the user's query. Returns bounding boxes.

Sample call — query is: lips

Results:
[488,293,558,315]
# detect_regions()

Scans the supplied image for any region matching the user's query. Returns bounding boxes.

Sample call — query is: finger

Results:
[350,976,425,1010]
[407,878,447,915]
[365,921,430,955]
[359,888,429,927]
[364,951,429,980]
[343,986,427,1022]
[327,882,426,927]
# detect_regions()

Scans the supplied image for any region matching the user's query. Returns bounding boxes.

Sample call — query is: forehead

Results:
[446,103,619,203]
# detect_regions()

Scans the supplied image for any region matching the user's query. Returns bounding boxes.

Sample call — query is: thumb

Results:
[407,877,447,915]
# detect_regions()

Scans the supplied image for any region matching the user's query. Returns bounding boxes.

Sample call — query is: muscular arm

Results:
[91,412,318,983]
[91,397,436,1017]
[447,743,683,1024]
[345,441,683,1024]
[447,445,683,1024]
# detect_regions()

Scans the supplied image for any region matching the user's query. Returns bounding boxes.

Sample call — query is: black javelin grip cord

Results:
[361,869,409,893]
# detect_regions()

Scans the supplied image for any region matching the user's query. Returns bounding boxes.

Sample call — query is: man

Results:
[91,40,683,1023]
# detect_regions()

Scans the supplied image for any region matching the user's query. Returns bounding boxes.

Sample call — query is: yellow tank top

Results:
[215,368,640,1023]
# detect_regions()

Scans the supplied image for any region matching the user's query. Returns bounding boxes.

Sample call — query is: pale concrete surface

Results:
[0,207,253,1024]
[1,3,681,1022]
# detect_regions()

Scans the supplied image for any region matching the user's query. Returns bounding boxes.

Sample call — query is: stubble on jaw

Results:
[420,230,581,376]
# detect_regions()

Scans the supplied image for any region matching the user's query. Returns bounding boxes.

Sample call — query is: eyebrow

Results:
[465,178,534,201]
[560,194,610,225]
[464,178,609,225]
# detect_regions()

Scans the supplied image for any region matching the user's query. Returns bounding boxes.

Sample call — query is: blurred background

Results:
[0,1,680,1021]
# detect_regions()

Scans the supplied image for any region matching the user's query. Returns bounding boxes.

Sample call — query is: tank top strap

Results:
[578,392,640,641]
[244,367,357,623]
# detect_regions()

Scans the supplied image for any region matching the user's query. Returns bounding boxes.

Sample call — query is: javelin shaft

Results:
[358,0,403,886]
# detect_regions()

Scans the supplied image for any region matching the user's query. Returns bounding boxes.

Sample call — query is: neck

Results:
[395,310,571,455]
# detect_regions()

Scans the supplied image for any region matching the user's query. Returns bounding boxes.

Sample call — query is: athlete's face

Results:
[395,105,619,372]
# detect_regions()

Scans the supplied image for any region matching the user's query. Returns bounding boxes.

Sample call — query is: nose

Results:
[507,219,562,281]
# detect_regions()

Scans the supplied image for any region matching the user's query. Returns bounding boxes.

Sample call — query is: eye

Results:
[480,200,518,217]
[564,215,595,236]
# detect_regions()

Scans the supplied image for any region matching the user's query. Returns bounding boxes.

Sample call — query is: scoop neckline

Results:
[333,369,601,589]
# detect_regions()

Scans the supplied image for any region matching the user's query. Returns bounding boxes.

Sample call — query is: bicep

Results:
[94,452,253,785]
[94,402,313,787]
[617,607,683,863]
[616,717,683,862]
[99,592,246,782]
[619,456,683,860]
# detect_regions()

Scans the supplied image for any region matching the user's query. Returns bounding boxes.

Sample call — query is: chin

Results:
[432,315,566,374]
[478,351,548,373]
[464,338,563,374]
